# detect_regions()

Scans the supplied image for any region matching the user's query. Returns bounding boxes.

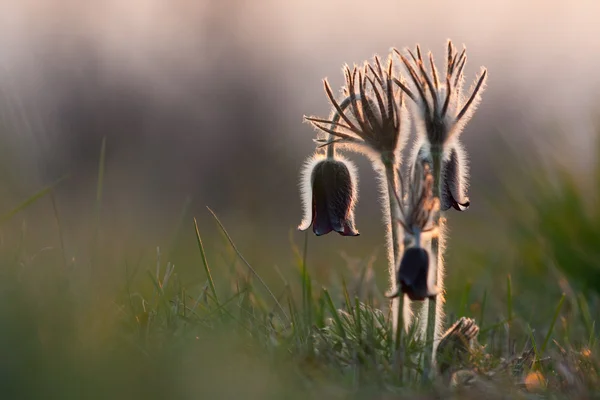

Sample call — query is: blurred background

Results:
[1,0,598,265]
[0,1,599,397]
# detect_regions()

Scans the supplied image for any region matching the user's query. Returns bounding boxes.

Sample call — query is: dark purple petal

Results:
[340,220,360,236]
[326,162,359,236]
[398,247,437,301]
[310,159,359,237]
[441,148,469,211]
[311,162,334,236]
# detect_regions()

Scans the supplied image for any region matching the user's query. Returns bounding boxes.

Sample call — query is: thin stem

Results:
[423,147,443,381]
[383,156,405,379]
[325,97,356,159]
[326,134,336,159]
[384,157,400,286]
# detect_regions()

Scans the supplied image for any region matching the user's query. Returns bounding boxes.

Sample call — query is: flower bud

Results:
[397,247,438,301]
[441,147,470,211]
[411,143,470,212]
[298,154,359,236]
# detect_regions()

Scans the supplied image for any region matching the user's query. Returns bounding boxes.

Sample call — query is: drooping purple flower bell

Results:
[397,247,438,301]
[441,147,470,211]
[298,154,359,237]
[413,145,470,212]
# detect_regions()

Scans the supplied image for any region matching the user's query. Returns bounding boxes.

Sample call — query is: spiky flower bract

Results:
[305,55,409,163]
[394,40,487,211]
[393,40,487,147]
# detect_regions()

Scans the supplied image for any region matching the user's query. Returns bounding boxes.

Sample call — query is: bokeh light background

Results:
[0,0,598,317]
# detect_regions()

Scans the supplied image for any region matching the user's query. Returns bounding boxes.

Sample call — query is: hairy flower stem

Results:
[326,129,337,160]
[383,155,405,378]
[423,147,444,380]
[325,97,355,160]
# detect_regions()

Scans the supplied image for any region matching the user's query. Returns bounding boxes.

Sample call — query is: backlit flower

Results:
[387,162,440,300]
[398,247,437,301]
[394,41,487,211]
[298,153,359,236]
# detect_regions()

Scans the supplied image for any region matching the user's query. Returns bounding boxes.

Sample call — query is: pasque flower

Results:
[304,56,413,333]
[392,41,487,375]
[393,41,487,211]
[387,162,440,301]
[295,39,489,381]
[298,40,488,380]
[298,153,359,236]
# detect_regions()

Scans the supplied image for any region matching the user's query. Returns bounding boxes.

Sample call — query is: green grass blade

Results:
[323,288,346,339]
[147,271,170,313]
[540,293,565,354]
[193,217,219,305]
[207,206,290,325]
[577,293,594,343]
[300,230,312,330]
[480,318,509,335]
[0,175,68,226]
[315,295,326,329]
[287,295,303,347]
[527,324,539,361]
[355,296,362,337]
[341,277,353,314]
[199,288,249,320]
